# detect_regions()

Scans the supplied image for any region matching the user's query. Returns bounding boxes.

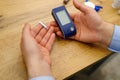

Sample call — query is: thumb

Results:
[73,0,89,14]
[22,23,32,39]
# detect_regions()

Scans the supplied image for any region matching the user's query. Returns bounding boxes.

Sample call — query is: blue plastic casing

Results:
[52,6,76,39]
[95,6,103,12]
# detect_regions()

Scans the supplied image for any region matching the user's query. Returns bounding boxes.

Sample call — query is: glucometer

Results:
[52,6,76,39]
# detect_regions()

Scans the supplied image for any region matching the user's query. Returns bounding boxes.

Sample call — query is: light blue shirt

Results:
[30,76,55,80]
[30,25,120,80]
[108,25,120,53]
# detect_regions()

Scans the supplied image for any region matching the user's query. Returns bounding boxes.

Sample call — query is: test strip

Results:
[39,21,48,29]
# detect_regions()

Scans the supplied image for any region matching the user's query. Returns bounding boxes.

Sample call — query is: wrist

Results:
[26,60,52,79]
[98,22,114,46]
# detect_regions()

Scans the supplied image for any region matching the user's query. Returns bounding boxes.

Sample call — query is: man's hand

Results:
[51,0,114,46]
[21,23,55,78]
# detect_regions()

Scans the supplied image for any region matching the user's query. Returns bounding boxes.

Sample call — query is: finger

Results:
[50,21,58,27]
[70,13,76,20]
[50,21,60,32]
[46,33,56,51]
[56,31,63,38]
[35,28,47,43]
[57,31,75,39]
[44,22,51,29]
[73,0,89,14]
[69,36,75,40]
[54,27,60,32]
[31,24,42,37]
[40,27,54,46]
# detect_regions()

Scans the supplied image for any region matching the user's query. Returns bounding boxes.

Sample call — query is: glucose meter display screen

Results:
[56,10,71,26]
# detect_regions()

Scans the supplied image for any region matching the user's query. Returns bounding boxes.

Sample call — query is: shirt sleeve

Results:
[29,76,55,80]
[108,25,120,53]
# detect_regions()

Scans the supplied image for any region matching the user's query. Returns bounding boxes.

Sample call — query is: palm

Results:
[21,23,55,65]
[31,25,55,65]
[37,44,50,64]
[72,11,103,43]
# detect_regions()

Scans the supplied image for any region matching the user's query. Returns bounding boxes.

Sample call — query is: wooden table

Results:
[0,0,120,80]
